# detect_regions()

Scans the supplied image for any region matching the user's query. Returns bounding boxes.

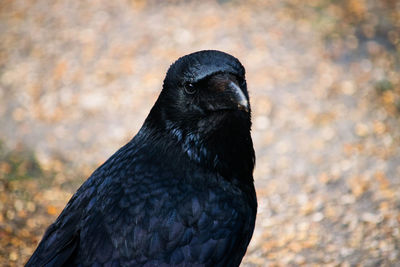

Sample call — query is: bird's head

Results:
[150,50,251,134]
[144,50,254,179]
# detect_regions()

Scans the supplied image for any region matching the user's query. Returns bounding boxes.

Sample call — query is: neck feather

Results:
[141,110,255,184]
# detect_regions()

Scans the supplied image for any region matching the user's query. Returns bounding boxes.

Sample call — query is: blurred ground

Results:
[1,0,400,266]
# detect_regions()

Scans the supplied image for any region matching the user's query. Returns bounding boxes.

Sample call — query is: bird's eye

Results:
[184,83,196,94]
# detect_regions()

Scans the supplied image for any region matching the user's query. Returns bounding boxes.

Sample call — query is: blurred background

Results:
[1,0,400,266]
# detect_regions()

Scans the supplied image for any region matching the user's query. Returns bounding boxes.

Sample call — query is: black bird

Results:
[26,50,257,267]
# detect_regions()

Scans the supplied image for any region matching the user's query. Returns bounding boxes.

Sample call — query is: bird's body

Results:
[27,50,257,267]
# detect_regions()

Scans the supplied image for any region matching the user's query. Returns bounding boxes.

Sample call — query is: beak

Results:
[228,81,249,112]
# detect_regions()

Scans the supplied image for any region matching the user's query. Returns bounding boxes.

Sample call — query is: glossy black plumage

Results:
[26,50,257,267]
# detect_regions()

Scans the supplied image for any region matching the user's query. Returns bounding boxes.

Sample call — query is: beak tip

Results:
[238,100,250,112]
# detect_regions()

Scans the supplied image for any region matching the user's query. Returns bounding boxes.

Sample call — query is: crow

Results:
[26,50,257,267]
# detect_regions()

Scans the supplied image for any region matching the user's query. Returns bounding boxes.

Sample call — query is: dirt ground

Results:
[1,0,399,266]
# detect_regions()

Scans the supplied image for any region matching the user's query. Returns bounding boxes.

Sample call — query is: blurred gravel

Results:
[1,0,400,266]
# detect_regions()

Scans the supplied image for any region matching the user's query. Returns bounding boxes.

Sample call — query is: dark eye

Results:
[184,83,196,94]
